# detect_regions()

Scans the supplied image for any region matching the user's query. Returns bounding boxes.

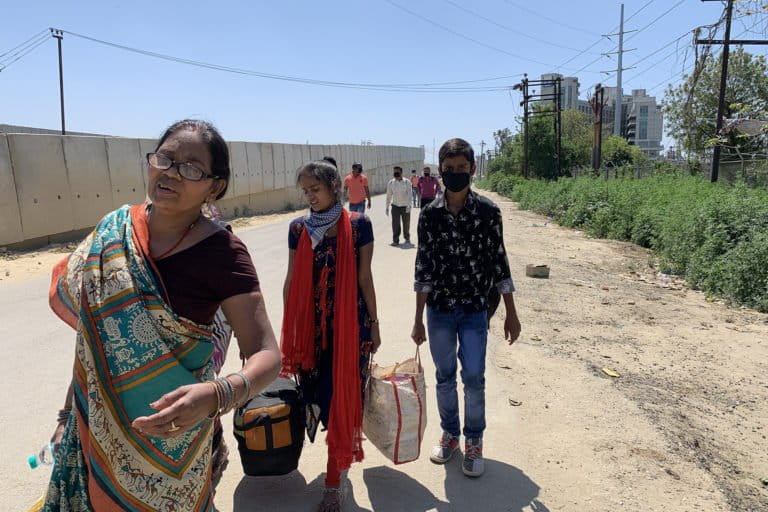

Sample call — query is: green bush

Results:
[480,175,768,312]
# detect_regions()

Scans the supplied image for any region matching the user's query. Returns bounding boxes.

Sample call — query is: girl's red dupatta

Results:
[281,209,363,468]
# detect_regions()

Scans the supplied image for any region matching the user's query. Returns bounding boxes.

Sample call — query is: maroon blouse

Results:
[154,229,260,324]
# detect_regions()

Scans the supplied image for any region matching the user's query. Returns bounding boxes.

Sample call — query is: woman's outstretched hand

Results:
[132,383,218,438]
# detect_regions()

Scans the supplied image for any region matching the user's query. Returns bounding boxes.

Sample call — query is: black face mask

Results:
[394,173,402,178]
[441,171,471,192]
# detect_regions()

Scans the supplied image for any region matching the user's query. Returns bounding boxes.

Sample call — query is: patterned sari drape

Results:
[45,205,216,512]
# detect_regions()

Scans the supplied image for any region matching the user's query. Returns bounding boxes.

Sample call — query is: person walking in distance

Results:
[412,138,521,478]
[418,166,441,209]
[343,163,371,213]
[410,169,420,208]
[385,166,412,246]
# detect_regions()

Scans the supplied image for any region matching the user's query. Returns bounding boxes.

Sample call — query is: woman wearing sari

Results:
[281,158,381,512]
[46,119,281,511]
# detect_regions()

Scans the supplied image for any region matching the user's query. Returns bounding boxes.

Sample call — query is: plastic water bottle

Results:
[28,442,55,469]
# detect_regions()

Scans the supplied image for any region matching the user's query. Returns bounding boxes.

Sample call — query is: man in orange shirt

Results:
[410,169,420,208]
[343,163,371,213]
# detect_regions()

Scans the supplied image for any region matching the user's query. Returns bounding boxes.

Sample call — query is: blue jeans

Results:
[426,307,488,439]
[349,201,365,213]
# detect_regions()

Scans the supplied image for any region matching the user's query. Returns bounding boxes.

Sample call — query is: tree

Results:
[493,128,513,154]
[663,48,768,159]
[526,109,591,179]
[488,110,591,179]
[602,135,645,167]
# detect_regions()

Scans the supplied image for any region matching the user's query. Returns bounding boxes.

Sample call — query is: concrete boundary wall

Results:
[0,133,424,247]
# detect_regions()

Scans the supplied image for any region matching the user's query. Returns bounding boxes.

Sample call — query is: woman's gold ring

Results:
[168,421,180,432]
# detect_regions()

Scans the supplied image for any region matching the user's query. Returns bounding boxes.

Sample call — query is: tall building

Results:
[624,89,664,158]
[539,73,581,110]
[536,74,664,158]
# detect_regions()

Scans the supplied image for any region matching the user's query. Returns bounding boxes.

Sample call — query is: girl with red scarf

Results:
[282,158,381,512]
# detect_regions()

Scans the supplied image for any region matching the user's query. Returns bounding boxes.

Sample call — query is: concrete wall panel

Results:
[106,138,146,207]
[245,143,263,195]
[272,144,286,189]
[9,134,75,239]
[228,141,249,200]
[322,145,334,164]
[340,146,351,174]
[364,146,374,171]
[0,135,23,246]
[62,136,113,229]
[299,145,310,168]
[137,139,155,201]
[258,143,275,192]
[309,145,323,162]
[283,144,302,187]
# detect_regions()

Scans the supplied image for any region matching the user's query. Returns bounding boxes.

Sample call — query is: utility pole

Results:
[698,0,732,182]
[601,4,635,137]
[614,4,624,136]
[697,0,768,181]
[512,75,531,177]
[432,138,436,165]
[555,77,562,176]
[51,28,65,135]
[479,140,486,177]
[522,75,529,177]
[589,84,606,173]
[514,74,562,178]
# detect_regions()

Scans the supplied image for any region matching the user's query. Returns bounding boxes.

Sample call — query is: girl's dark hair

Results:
[438,138,475,171]
[296,157,341,202]
[155,119,230,200]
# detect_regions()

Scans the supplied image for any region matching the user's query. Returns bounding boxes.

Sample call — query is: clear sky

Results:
[1,0,765,162]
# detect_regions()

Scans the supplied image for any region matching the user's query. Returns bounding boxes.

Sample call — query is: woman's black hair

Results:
[155,119,230,200]
[296,157,341,202]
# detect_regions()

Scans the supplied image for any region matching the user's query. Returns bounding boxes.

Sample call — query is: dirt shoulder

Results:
[485,190,767,511]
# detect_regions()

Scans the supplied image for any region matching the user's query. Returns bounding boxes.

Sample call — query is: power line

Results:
[382,0,563,67]
[441,0,601,54]
[0,32,49,66]
[625,0,688,43]
[628,31,691,69]
[0,28,49,60]
[555,0,673,74]
[0,34,51,72]
[623,45,683,84]
[608,12,756,85]
[59,29,517,93]
[646,17,766,94]
[501,0,599,36]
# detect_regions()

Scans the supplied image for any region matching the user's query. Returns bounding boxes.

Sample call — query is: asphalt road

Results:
[1,195,543,512]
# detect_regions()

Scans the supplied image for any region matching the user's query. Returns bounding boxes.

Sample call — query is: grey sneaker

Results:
[462,438,484,477]
[429,431,459,464]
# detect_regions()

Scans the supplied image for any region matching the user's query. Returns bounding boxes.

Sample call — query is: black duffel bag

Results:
[233,377,305,476]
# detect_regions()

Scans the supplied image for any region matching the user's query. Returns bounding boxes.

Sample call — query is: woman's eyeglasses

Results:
[146,153,221,182]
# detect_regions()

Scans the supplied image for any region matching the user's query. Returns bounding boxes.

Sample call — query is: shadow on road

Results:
[234,471,371,512]
[363,458,548,512]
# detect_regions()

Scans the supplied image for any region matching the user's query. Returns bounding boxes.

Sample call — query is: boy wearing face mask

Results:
[385,166,412,245]
[411,138,521,478]
[417,166,441,209]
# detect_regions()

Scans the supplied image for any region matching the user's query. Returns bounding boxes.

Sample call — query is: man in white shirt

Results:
[385,166,412,246]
